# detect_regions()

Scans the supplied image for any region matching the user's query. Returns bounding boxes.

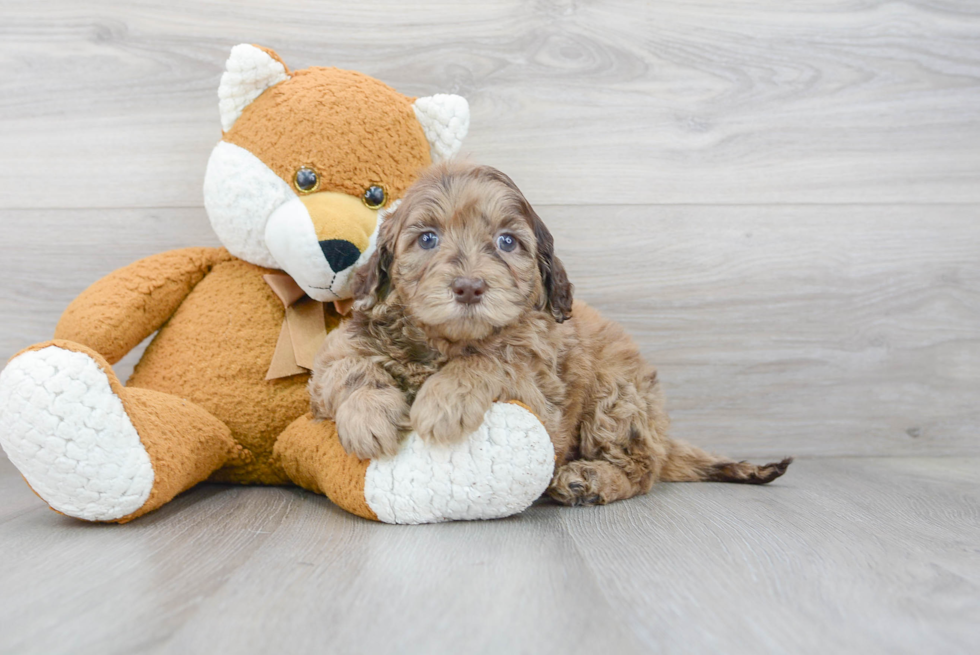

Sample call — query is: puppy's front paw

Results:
[335,387,408,460]
[548,462,606,507]
[410,375,491,445]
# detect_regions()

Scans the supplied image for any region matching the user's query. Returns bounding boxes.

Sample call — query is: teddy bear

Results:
[0,45,555,525]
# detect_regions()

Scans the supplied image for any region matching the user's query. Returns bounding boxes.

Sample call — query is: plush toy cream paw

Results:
[0,45,554,524]
[0,344,155,522]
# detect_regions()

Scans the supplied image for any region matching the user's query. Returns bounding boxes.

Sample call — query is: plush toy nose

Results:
[319,239,361,272]
[452,277,487,305]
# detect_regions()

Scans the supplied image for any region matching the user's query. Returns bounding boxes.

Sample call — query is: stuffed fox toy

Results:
[0,45,555,525]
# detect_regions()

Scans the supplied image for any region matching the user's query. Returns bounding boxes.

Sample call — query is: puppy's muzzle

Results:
[452,277,487,305]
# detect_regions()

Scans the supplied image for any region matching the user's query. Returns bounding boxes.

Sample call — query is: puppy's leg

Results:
[310,329,408,460]
[549,374,792,505]
[410,356,504,445]
[549,375,667,506]
[332,376,409,460]
[549,460,637,506]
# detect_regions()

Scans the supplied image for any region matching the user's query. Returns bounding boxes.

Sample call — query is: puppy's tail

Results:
[659,439,792,485]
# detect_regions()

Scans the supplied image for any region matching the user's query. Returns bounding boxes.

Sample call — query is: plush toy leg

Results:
[275,404,556,525]
[0,340,240,523]
[274,413,379,521]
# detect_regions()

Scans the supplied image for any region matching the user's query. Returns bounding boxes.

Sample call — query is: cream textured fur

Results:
[364,403,554,524]
[0,347,154,521]
[413,94,470,162]
[219,44,290,132]
[204,140,295,269]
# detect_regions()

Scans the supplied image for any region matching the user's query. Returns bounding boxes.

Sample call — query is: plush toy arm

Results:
[54,247,235,364]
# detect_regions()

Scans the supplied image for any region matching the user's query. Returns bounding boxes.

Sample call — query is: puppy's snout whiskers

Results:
[452,277,487,305]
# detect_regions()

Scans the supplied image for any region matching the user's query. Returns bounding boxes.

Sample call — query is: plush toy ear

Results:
[218,44,290,132]
[413,94,470,162]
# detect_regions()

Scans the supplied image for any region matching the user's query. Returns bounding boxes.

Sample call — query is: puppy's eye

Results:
[294,167,319,193]
[496,233,518,253]
[418,231,439,250]
[363,185,386,209]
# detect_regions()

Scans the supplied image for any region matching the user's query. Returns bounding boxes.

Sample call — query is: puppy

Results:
[309,161,791,506]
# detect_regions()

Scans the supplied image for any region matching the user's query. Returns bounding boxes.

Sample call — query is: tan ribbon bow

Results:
[264,274,353,380]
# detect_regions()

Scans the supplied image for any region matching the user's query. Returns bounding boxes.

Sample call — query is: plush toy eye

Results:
[496,233,518,253]
[363,185,386,209]
[294,167,319,193]
[418,231,439,250]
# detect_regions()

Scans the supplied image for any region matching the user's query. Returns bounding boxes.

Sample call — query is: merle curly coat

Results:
[309,161,791,506]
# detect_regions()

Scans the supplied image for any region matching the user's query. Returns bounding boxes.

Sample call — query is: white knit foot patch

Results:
[364,403,555,524]
[0,347,154,521]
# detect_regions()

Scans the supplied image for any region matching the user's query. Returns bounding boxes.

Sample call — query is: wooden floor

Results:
[2,455,978,655]
[1,1,979,653]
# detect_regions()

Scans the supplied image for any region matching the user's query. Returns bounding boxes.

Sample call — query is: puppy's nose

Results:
[319,239,361,272]
[452,277,487,305]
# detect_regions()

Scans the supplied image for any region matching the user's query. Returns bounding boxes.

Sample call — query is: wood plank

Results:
[154,497,644,655]
[2,205,976,457]
[548,203,980,457]
[0,459,643,655]
[0,456,43,524]
[559,456,980,654]
[0,456,977,654]
[0,472,302,654]
[0,1,978,208]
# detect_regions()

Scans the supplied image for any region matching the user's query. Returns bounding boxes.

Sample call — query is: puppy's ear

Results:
[527,206,574,322]
[479,166,574,322]
[352,217,395,311]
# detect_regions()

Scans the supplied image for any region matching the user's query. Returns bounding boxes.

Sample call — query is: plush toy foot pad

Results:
[0,346,154,521]
[364,403,555,524]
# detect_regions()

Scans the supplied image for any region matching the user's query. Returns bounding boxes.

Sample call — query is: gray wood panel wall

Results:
[1,0,978,457]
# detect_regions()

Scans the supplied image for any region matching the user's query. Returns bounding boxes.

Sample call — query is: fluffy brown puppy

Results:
[309,161,791,506]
